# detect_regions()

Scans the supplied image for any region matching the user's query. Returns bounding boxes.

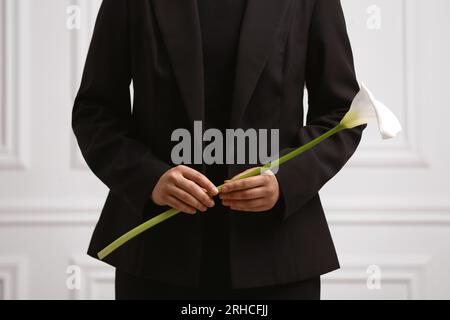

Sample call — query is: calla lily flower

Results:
[340,83,402,139]
[97,83,402,260]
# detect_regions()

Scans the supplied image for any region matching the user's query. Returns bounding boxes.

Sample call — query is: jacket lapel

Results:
[153,0,204,128]
[230,0,292,128]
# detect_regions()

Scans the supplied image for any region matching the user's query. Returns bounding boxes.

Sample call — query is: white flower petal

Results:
[372,99,402,139]
[340,84,376,129]
[340,83,402,140]
[360,83,402,139]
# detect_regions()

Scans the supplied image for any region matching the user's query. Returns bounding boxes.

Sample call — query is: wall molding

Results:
[323,196,450,225]
[0,197,102,225]
[0,0,30,170]
[0,196,449,226]
[0,256,28,300]
[322,254,431,299]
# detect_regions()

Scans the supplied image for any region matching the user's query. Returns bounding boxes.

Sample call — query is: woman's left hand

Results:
[219,167,280,212]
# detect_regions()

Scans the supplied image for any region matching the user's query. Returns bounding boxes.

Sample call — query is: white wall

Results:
[0,0,449,300]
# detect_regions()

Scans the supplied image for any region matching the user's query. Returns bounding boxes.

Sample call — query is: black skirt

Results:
[115,268,320,300]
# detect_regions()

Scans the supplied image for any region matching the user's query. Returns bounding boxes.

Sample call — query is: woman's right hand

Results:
[151,165,218,214]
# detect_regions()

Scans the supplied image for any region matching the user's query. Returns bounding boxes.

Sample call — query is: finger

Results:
[181,166,218,196]
[166,196,197,214]
[222,198,267,210]
[175,176,215,208]
[220,175,267,193]
[170,186,208,212]
[220,187,267,200]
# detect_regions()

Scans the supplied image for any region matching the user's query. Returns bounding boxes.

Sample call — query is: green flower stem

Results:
[97,123,345,260]
[97,208,179,260]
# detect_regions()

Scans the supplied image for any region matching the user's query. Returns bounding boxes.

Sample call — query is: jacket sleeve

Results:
[71,0,171,217]
[275,0,366,221]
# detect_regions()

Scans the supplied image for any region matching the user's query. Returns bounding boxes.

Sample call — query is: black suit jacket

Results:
[72,0,366,289]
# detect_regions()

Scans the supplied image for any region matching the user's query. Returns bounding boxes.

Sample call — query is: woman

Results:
[72,0,365,300]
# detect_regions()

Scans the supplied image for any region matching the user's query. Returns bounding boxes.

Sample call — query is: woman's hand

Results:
[151,165,218,214]
[219,168,280,212]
